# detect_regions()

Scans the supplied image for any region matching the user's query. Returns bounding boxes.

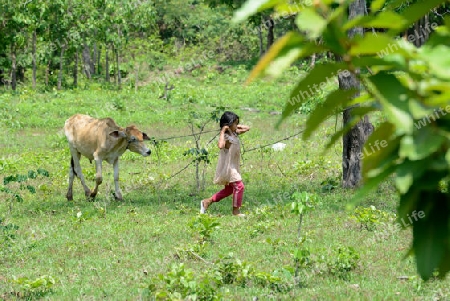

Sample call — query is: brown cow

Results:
[64,114,151,201]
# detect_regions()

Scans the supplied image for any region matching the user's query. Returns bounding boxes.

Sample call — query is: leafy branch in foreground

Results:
[235,0,450,280]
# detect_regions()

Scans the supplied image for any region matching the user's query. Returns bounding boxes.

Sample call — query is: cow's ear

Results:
[109,130,127,138]
[143,133,150,140]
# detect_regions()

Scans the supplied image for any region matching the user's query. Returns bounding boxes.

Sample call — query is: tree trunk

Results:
[11,44,16,91]
[97,44,102,75]
[0,52,5,86]
[115,46,121,89]
[73,50,78,87]
[340,0,373,188]
[310,53,316,68]
[57,47,65,90]
[414,19,421,47]
[257,26,264,57]
[134,62,139,93]
[266,16,275,51]
[32,30,37,89]
[413,14,429,48]
[116,27,122,89]
[83,42,92,79]
[17,66,25,83]
[105,44,110,82]
[90,47,95,76]
[112,44,117,85]
[93,41,98,75]
[45,61,50,86]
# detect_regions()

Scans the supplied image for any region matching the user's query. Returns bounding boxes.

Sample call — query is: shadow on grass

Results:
[10,175,399,220]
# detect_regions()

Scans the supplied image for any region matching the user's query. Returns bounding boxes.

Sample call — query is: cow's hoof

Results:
[85,192,96,202]
[113,192,123,201]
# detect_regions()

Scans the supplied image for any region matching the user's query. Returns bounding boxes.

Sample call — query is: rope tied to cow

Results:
[150,127,306,182]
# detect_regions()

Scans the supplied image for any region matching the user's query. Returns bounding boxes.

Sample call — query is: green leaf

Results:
[303,88,358,139]
[37,168,49,177]
[14,194,23,202]
[0,186,12,194]
[246,32,319,83]
[420,44,450,80]
[385,0,410,10]
[387,0,447,36]
[28,170,37,179]
[233,0,279,23]
[368,72,413,134]
[399,129,445,160]
[352,56,405,71]
[17,174,28,183]
[323,117,360,150]
[351,164,397,209]
[412,191,450,280]
[275,2,308,15]
[295,8,327,40]
[395,159,429,194]
[321,17,349,55]
[26,185,36,194]
[266,41,322,78]
[364,11,406,29]
[446,149,450,165]
[4,175,17,185]
[350,33,399,56]
[278,62,348,127]
[395,168,413,194]
[344,11,405,31]
[348,106,377,119]
[370,0,387,11]
[409,100,430,120]
[362,123,398,174]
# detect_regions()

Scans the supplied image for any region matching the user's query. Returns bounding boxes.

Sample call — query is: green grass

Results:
[1,65,449,300]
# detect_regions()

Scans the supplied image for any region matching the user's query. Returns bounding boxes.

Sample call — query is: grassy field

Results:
[1,64,449,300]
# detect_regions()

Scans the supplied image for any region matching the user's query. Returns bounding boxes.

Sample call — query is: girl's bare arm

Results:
[236,125,250,135]
[218,126,229,149]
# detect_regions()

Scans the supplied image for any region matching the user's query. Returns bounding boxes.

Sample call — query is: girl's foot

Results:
[200,198,212,214]
[233,207,245,217]
[200,200,206,214]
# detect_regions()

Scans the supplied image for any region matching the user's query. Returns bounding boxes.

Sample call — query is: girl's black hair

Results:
[219,111,239,128]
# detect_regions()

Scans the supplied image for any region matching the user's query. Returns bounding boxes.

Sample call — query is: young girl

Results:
[200,111,250,216]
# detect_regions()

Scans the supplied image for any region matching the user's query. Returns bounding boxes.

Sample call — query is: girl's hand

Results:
[236,124,250,135]
[221,125,230,133]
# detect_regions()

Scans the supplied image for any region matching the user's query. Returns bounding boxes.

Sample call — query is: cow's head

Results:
[110,125,151,156]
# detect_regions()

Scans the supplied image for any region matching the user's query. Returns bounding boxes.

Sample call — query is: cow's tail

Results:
[71,156,78,177]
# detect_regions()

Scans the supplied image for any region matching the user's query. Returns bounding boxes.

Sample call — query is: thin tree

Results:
[32,30,37,89]
[10,43,17,91]
[340,0,373,188]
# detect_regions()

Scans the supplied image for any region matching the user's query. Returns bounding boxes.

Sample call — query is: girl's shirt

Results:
[213,132,241,185]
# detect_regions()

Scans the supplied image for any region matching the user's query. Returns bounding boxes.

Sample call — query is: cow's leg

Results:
[69,148,91,199]
[66,156,76,201]
[91,156,103,199]
[113,158,123,200]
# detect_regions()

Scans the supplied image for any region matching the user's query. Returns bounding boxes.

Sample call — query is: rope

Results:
[160,128,306,182]
[151,129,218,141]
[242,129,305,153]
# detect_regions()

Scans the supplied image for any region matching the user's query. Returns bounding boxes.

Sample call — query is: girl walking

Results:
[200,111,250,216]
